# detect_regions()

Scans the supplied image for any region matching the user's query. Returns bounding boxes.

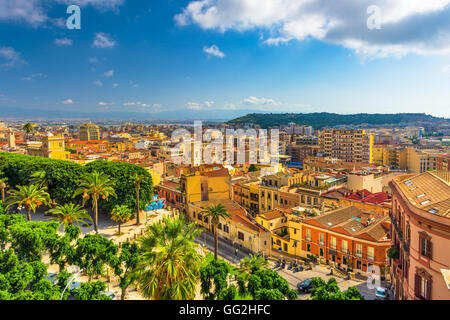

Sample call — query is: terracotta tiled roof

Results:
[394,171,450,218]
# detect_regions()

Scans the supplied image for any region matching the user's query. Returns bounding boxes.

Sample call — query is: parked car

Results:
[46,273,58,285]
[297,278,313,293]
[375,287,389,300]
[102,291,116,300]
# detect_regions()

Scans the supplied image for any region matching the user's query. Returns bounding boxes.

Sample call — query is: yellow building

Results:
[27,133,70,160]
[180,164,231,215]
[79,123,100,141]
[372,146,407,169]
[255,208,303,258]
[188,199,272,255]
[318,129,373,163]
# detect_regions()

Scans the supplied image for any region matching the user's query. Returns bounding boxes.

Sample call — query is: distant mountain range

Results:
[0,106,262,122]
[228,113,450,129]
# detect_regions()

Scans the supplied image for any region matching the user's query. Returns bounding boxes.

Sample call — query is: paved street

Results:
[195,229,251,264]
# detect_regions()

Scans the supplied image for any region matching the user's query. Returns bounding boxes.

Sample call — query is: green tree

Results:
[73,280,112,300]
[112,241,140,300]
[85,160,153,215]
[200,203,231,261]
[136,215,203,300]
[6,184,51,221]
[47,203,92,228]
[22,122,34,139]
[200,255,235,300]
[248,164,258,172]
[73,234,118,281]
[29,170,51,188]
[110,205,133,235]
[0,249,62,300]
[309,277,364,300]
[73,171,116,234]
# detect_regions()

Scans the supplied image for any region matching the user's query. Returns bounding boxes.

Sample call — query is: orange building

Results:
[301,206,391,276]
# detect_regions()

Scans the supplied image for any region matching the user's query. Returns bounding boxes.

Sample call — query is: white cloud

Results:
[62,99,73,104]
[176,0,450,58]
[186,102,203,110]
[94,80,103,86]
[123,101,149,107]
[22,73,46,81]
[0,0,124,27]
[0,47,26,67]
[98,101,114,106]
[92,32,116,48]
[54,38,73,46]
[88,57,98,63]
[153,103,163,108]
[203,45,225,58]
[204,101,215,107]
[243,96,280,106]
[103,69,114,77]
[113,82,119,88]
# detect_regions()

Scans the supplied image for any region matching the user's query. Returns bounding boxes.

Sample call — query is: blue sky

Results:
[0,0,450,119]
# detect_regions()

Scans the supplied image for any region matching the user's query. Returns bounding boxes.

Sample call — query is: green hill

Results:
[227,113,447,129]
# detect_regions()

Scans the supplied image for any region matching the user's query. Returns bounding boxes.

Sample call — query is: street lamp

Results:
[60,265,82,300]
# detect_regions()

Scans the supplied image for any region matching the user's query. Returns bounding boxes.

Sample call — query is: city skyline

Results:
[0,0,450,119]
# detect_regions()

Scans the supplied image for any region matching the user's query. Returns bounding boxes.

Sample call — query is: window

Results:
[330,237,336,250]
[284,243,288,252]
[319,248,324,257]
[342,240,348,253]
[238,232,244,241]
[356,244,362,257]
[415,271,432,300]
[198,213,203,221]
[419,232,432,258]
[223,225,229,233]
[218,223,222,230]
[356,260,362,269]
[307,244,311,252]
[368,247,374,261]
[306,229,311,242]
[319,233,324,245]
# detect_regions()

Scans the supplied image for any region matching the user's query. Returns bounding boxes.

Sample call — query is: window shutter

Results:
[414,274,420,298]
[426,281,431,300]
[427,241,432,259]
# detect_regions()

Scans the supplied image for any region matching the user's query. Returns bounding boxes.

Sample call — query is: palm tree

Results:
[29,170,50,188]
[240,253,268,274]
[111,205,133,235]
[22,122,34,140]
[47,203,92,228]
[136,216,203,300]
[0,177,7,202]
[200,203,231,260]
[131,173,146,226]
[6,184,51,221]
[73,171,116,234]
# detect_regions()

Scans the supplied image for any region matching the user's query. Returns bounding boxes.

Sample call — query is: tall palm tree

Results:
[111,205,133,235]
[6,184,51,221]
[47,203,92,228]
[136,216,203,300]
[0,177,7,202]
[73,171,116,234]
[200,203,231,260]
[22,122,34,140]
[131,173,145,226]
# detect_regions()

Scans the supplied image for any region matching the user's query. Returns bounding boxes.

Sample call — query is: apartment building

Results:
[389,172,450,300]
[301,206,391,276]
[79,123,100,141]
[318,129,374,163]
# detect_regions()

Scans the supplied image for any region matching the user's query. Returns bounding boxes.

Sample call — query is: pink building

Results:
[389,172,450,300]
